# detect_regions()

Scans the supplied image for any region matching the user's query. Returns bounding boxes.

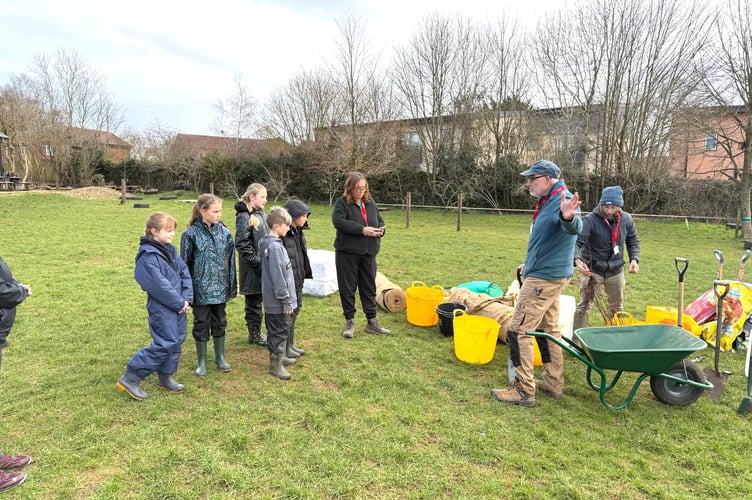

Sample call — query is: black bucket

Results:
[436,302,467,337]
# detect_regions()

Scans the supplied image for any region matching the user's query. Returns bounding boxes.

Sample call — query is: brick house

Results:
[668,106,746,180]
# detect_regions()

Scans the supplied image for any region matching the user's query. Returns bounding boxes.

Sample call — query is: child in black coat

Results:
[281,200,313,358]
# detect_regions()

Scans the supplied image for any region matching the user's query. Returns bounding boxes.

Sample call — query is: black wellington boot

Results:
[285,329,301,359]
[289,322,305,355]
[248,326,268,347]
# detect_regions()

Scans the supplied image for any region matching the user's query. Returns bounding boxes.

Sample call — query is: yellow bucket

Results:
[406,281,445,327]
[453,310,500,364]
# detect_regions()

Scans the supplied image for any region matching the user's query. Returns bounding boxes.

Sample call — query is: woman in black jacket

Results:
[332,172,390,338]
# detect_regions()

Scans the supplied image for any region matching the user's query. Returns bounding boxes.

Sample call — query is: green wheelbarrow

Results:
[528,324,713,410]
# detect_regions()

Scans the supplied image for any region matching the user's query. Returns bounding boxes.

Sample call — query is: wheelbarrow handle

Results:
[526,331,589,365]
[675,257,689,283]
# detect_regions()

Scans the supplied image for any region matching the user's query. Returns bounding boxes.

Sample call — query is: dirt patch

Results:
[64,187,124,200]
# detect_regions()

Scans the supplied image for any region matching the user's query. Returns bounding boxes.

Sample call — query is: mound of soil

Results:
[64,187,124,200]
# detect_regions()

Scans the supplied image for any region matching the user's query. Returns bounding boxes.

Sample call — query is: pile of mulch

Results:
[64,187,124,200]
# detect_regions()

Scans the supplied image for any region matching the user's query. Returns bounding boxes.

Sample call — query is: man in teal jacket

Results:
[492,160,582,407]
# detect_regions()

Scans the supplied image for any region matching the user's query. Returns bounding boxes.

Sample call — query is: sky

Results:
[0,0,566,136]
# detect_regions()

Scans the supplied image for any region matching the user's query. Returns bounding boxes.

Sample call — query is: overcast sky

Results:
[0,0,566,136]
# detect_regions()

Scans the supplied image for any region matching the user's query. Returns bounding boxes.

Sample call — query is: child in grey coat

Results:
[259,207,298,380]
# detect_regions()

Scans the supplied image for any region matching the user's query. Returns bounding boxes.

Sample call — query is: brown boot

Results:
[491,380,535,407]
[535,379,563,399]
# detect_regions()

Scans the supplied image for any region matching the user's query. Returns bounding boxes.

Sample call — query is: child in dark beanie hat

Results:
[281,200,313,357]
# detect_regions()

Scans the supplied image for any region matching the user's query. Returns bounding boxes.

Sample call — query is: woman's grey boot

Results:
[269,352,291,380]
[365,318,390,335]
[342,319,355,338]
[116,367,148,400]
[157,373,185,393]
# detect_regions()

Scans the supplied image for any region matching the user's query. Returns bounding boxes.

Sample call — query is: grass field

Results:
[0,190,750,499]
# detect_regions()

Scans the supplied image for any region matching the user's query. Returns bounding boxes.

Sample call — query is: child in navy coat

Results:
[117,212,193,400]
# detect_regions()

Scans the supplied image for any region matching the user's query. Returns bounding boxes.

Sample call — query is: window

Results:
[441,128,452,145]
[704,133,718,151]
[404,131,422,167]
[45,144,54,157]
[405,131,421,147]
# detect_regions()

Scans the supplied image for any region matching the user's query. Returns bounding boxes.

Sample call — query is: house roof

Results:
[74,128,131,148]
[173,134,293,157]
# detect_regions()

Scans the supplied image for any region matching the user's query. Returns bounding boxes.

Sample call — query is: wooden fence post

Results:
[406,192,411,228]
[457,192,463,231]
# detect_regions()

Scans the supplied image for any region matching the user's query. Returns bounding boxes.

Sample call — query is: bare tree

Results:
[0,75,43,180]
[478,15,532,164]
[530,0,711,210]
[211,74,258,158]
[28,49,123,131]
[121,120,177,163]
[702,0,752,238]
[19,49,125,185]
[391,13,487,199]
[327,13,401,175]
[258,67,339,146]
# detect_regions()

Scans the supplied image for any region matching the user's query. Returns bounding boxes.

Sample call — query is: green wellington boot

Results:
[213,336,231,372]
[195,340,208,376]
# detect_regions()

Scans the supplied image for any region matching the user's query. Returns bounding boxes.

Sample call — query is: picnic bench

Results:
[0,177,30,191]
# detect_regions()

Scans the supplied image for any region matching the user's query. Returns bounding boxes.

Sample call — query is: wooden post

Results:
[406,192,412,228]
[120,178,126,205]
[457,192,463,231]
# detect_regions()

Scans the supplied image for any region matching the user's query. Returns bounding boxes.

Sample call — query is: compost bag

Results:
[699,281,752,351]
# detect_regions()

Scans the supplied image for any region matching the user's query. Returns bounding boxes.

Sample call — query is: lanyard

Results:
[532,185,567,221]
[358,201,368,224]
[603,212,621,245]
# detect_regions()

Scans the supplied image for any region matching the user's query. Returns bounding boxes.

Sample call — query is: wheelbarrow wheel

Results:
[650,360,706,406]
